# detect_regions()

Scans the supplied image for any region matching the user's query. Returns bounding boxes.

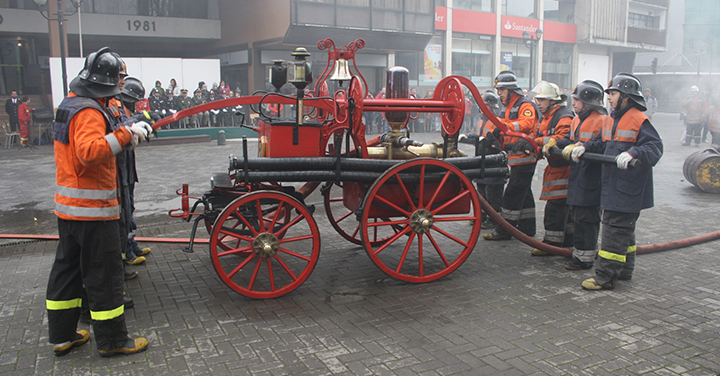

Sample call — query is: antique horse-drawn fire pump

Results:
[157,38,539,299]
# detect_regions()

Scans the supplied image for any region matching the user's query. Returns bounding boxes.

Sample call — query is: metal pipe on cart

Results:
[228,154,507,172]
[225,167,508,184]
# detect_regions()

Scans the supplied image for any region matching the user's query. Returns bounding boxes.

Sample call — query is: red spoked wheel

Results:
[209,191,320,298]
[360,158,481,282]
[323,181,403,246]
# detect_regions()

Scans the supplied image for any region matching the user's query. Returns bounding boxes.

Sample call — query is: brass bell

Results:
[329,58,352,82]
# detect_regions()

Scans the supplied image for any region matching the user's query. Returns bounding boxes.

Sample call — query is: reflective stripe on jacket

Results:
[501,95,539,166]
[536,105,573,200]
[566,110,606,206]
[54,93,133,221]
[586,105,663,213]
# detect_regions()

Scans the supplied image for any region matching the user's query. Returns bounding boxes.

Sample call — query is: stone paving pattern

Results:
[0,113,719,375]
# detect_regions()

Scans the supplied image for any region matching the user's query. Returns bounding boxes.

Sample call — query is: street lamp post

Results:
[33,0,83,97]
[694,49,705,82]
[522,29,542,91]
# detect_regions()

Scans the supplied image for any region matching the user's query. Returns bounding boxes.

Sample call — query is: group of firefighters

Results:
[44,46,663,358]
[465,70,663,291]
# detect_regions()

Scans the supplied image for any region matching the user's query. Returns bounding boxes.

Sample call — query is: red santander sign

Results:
[500,15,539,38]
[434,7,576,44]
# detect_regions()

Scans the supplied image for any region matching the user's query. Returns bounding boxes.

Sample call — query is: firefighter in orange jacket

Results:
[46,47,152,357]
[554,80,607,270]
[528,81,574,254]
[569,73,663,290]
[484,71,540,240]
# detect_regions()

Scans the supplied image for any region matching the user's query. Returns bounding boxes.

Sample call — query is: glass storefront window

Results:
[541,41,573,91]
[452,39,493,87]
[454,0,494,13]
[500,39,531,89]
[502,0,536,18]
[544,0,574,23]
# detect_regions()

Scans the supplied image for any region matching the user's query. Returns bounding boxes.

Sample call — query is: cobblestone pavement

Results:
[0,113,719,375]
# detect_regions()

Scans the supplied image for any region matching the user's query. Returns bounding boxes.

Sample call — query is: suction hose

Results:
[477,194,720,256]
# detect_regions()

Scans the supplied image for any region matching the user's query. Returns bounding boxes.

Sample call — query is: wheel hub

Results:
[252,232,279,258]
[409,208,433,234]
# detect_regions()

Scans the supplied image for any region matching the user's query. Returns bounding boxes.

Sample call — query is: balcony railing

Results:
[627,27,666,46]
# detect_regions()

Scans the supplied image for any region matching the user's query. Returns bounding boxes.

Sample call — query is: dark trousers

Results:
[685,122,703,145]
[542,198,573,246]
[497,162,536,236]
[571,205,601,263]
[9,118,18,132]
[477,183,504,222]
[47,219,129,350]
[595,210,638,285]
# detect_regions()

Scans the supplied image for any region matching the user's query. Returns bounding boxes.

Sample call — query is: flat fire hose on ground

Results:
[479,147,720,256]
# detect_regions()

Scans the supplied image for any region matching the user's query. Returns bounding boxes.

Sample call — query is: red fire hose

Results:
[477,193,720,256]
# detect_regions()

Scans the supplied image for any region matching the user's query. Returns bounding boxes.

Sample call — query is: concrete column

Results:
[388,53,395,68]
[443,0,452,78]
[493,0,502,77]
[536,0,544,86]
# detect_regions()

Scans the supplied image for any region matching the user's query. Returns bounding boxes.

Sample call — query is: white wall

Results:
[578,53,610,89]
[49,57,220,109]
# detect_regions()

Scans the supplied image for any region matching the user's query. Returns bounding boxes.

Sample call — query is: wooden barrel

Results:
[683,148,720,193]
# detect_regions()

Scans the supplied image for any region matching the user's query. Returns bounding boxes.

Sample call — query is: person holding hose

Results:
[483,71,540,240]
[551,80,607,270]
[528,81,574,254]
[46,47,152,356]
[565,73,663,290]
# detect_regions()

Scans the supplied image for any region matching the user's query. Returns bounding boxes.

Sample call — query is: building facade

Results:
[0,0,670,106]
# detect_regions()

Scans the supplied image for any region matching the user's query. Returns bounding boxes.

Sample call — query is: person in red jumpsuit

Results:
[18,96,32,146]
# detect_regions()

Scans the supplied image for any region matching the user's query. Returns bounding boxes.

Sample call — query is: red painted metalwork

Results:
[209,191,320,299]
[360,158,481,282]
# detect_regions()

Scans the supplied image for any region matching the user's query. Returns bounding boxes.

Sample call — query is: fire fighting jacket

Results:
[476,117,506,185]
[501,94,539,166]
[53,93,132,221]
[584,105,663,213]
[557,110,606,207]
[682,94,707,125]
[535,105,573,200]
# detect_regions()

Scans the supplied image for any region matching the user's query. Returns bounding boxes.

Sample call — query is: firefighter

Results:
[47,47,151,356]
[569,73,663,290]
[119,77,155,263]
[484,71,540,240]
[553,80,607,270]
[528,81,574,254]
[459,90,506,229]
[682,85,708,146]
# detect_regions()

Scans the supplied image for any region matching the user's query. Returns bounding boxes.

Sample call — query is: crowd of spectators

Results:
[136,79,244,129]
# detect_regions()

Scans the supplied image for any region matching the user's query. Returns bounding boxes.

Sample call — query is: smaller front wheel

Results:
[210,191,320,299]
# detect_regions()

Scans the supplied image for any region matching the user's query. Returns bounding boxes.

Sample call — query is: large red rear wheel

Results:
[209,191,320,298]
[360,158,480,282]
[323,181,402,246]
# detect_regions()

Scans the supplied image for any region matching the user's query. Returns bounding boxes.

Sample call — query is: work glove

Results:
[124,121,153,149]
[512,138,531,153]
[561,143,578,161]
[542,138,557,157]
[571,144,585,163]
[492,127,502,140]
[119,111,160,127]
[458,134,467,143]
[169,109,177,114]
[616,151,634,169]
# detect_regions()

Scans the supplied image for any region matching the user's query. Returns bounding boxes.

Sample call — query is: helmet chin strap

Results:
[613,93,628,111]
